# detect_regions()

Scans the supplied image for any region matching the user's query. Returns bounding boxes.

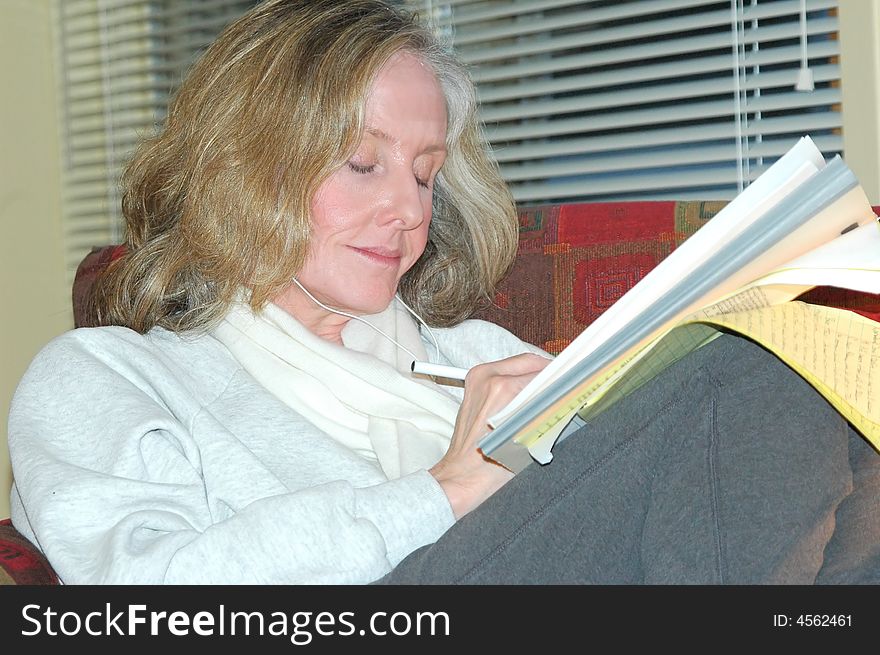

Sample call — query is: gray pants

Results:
[377,334,880,584]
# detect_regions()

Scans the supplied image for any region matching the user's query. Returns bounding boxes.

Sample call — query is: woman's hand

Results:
[430,353,551,519]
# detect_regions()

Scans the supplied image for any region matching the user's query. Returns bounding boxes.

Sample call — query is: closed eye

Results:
[348,162,375,175]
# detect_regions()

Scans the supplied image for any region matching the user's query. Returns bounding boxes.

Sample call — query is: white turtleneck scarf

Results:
[211,298,464,481]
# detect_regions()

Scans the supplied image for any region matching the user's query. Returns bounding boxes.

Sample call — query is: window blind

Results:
[407,0,843,204]
[54,0,259,282]
[54,0,844,280]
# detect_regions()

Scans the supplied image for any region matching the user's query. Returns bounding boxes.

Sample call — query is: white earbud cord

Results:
[291,277,441,362]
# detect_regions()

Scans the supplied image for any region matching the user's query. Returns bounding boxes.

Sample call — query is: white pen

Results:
[411,361,470,381]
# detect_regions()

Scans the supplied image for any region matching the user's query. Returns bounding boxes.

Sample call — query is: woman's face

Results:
[280,51,447,322]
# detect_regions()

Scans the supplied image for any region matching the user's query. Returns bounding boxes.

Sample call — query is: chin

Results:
[340,289,398,316]
[358,297,397,316]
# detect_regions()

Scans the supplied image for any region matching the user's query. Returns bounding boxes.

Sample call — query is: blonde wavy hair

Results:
[91,0,518,333]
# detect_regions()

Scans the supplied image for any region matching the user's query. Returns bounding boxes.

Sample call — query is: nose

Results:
[377,168,427,230]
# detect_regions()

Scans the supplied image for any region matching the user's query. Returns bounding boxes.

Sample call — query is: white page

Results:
[489,137,826,428]
[749,220,880,293]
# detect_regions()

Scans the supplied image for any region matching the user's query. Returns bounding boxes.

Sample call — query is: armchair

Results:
[3,200,879,584]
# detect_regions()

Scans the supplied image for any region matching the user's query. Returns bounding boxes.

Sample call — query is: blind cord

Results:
[795,0,815,91]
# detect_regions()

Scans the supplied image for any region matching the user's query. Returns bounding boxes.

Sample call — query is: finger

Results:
[466,352,551,380]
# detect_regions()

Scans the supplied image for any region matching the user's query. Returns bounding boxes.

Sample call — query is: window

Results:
[54,0,259,282]
[407,0,843,204]
[54,0,843,280]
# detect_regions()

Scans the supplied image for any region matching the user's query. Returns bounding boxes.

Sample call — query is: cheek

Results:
[311,180,352,232]
[308,177,365,252]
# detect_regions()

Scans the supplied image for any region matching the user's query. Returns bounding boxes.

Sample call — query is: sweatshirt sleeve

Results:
[160,471,453,584]
[8,330,455,584]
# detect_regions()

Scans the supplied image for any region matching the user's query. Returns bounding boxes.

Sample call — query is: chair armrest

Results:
[0,519,59,585]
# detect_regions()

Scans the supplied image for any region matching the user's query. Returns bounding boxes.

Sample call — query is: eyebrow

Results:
[365,127,447,154]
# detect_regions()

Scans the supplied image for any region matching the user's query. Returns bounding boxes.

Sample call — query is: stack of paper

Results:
[480,136,880,469]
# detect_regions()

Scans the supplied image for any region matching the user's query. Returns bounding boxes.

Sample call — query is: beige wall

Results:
[840,0,880,204]
[0,0,69,519]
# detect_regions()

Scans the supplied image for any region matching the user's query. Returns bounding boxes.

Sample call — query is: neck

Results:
[272,284,352,345]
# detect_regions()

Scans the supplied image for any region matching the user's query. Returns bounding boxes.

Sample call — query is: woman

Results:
[8,0,878,584]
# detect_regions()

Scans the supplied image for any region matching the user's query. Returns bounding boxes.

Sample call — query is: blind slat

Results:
[478,45,840,104]
[63,0,253,39]
[499,134,843,182]
[470,16,838,81]
[454,0,836,46]
[490,113,843,163]
[481,72,841,123]
[485,91,842,145]
[440,0,836,29]
[508,167,749,202]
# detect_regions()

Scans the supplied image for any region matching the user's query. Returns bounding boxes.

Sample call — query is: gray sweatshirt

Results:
[8,320,536,584]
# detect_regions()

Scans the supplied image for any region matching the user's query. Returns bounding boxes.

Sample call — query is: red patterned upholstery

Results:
[71,243,126,328]
[475,201,727,353]
[2,199,878,584]
[0,519,57,585]
[476,201,880,354]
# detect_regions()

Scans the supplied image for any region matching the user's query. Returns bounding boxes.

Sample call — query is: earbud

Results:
[291,277,441,362]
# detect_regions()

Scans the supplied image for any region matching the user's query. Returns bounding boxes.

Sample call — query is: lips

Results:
[350,245,403,267]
